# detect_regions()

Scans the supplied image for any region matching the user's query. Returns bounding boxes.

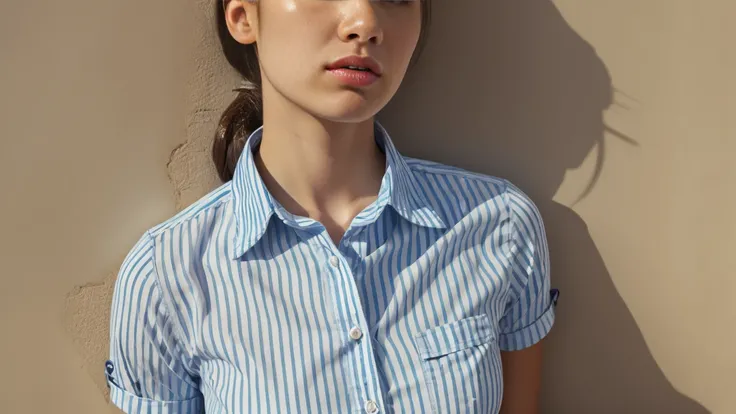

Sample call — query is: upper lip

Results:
[326,55,382,76]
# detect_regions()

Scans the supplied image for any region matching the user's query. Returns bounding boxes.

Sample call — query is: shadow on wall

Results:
[378,0,709,413]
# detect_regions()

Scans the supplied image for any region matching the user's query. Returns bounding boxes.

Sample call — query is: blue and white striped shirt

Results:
[107,120,558,414]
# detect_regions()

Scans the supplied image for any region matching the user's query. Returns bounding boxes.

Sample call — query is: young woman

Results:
[107,1,558,413]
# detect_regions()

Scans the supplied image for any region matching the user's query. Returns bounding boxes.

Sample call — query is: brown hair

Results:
[212,0,433,182]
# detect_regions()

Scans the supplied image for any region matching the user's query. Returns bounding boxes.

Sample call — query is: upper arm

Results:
[500,343,544,414]
[497,182,559,412]
[107,232,204,414]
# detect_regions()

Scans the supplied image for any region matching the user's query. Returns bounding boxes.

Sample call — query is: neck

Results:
[254,99,386,229]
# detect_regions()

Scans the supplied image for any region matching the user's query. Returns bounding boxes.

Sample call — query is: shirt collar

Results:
[231,119,446,259]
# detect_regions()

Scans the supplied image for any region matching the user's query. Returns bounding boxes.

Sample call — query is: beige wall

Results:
[1,0,733,413]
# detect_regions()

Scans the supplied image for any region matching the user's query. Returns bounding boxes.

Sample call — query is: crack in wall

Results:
[61,0,238,406]
[62,272,118,402]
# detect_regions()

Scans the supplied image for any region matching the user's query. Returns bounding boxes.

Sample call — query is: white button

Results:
[329,256,339,267]
[365,400,378,413]
[349,326,363,340]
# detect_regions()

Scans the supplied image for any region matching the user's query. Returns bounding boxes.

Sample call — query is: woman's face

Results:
[227,0,423,122]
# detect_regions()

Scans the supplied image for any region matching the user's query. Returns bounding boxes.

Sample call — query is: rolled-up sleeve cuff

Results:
[499,289,559,351]
[109,382,205,414]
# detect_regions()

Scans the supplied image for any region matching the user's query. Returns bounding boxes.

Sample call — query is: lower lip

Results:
[327,68,380,87]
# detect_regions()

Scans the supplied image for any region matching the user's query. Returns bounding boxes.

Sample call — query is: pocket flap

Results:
[413,314,494,360]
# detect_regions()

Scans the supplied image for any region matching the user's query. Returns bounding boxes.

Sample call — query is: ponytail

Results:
[212,83,263,182]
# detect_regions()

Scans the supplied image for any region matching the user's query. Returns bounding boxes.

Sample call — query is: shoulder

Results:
[114,230,157,292]
[405,156,542,228]
[147,182,234,238]
[406,156,508,189]
[405,156,507,207]
[116,182,234,286]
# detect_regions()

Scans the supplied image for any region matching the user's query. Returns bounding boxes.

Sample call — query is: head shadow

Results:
[378,0,709,412]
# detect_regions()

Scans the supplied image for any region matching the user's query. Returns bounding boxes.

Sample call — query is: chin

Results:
[311,100,381,124]
[319,109,377,124]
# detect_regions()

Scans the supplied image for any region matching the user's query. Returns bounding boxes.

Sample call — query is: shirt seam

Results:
[148,189,232,238]
[505,179,526,280]
[500,179,533,334]
[146,229,199,380]
[110,379,204,406]
[406,158,508,187]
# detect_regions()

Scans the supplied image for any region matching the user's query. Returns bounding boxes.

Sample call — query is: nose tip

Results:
[339,1,384,45]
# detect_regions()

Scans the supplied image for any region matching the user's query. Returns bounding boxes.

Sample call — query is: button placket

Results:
[321,235,385,414]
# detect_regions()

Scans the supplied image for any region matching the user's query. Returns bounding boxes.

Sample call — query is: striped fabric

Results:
[107,120,558,414]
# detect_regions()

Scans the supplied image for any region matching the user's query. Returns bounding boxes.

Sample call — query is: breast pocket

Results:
[413,314,501,414]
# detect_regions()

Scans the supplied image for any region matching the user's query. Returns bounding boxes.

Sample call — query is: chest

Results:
[184,217,513,413]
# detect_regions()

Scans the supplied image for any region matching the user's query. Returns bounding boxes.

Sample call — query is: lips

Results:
[326,55,382,76]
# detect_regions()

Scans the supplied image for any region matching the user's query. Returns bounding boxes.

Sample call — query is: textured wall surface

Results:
[2,0,734,413]
[57,0,234,409]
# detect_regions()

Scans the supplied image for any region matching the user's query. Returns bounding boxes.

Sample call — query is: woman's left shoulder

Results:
[405,156,540,221]
[405,156,507,195]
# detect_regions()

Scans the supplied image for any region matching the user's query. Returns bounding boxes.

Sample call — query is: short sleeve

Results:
[498,182,559,351]
[107,231,204,413]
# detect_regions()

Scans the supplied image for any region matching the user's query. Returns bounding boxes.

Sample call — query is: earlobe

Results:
[224,0,258,45]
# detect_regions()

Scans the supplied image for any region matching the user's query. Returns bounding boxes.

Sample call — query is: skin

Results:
[224,1,543,412]
[501,343,544,413]
[224,0,420,245]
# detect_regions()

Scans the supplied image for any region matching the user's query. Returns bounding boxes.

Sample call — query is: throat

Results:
[326,225,347,248]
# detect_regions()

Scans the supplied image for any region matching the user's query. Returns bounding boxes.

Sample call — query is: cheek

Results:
[258,1,329,62]
[258,34,314,85]
[257,21,328,82]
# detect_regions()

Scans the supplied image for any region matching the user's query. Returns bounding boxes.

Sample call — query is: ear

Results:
[224,0,258,45]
